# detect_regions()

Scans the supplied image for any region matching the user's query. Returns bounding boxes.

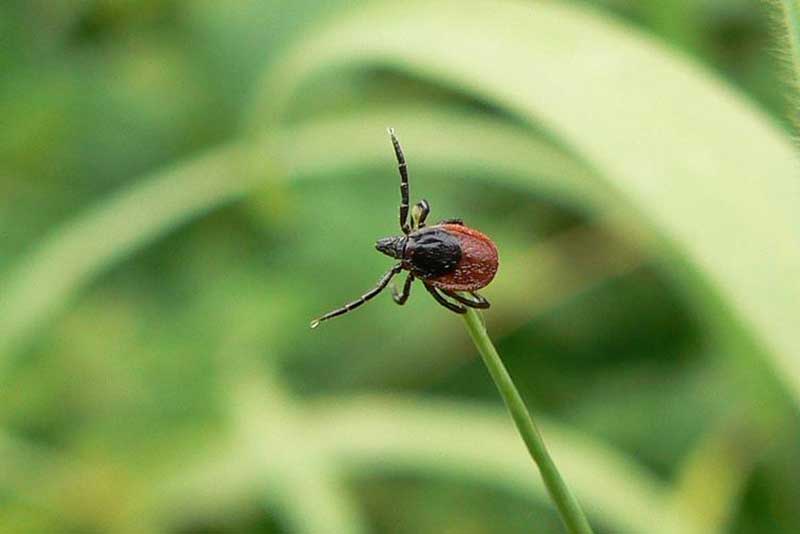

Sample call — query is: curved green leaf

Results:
[256,0,800,408]
[0,142,260,358]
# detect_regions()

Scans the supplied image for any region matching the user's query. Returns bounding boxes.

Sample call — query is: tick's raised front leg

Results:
[388,128,411,234]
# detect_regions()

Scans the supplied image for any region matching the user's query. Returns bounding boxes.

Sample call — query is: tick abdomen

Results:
[424,224,498,291]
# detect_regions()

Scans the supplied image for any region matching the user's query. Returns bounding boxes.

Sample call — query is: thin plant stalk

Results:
[461,307,594,534]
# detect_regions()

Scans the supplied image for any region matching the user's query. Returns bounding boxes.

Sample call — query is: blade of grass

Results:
[462,307,593,534]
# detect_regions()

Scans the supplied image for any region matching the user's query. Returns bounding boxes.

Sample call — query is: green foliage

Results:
[766,0,800,131]
[1,1,799,533]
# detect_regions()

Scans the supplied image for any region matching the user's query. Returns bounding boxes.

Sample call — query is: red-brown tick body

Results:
[425,224,499,291]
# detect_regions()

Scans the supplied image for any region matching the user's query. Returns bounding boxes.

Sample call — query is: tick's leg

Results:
[392,273,415,305]
[437,218,464,226]
[411,200,430,230]
[468,291,490,308]
[388,128,411,234]
[443,290,490,309]
[311,264,402,328]
[424,283,466,314]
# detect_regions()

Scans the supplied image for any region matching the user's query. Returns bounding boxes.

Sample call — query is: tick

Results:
[310,128,499,328]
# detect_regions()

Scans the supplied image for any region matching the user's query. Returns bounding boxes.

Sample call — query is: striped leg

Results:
[424,284,466,314]
[443,290,490,309]
[311,265,403,328]
[388,128,411,234]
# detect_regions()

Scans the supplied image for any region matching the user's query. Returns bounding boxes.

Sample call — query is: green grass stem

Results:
[461,307,594,534]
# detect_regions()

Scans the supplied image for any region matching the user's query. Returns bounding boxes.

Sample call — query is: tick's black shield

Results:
[406,227,462,277]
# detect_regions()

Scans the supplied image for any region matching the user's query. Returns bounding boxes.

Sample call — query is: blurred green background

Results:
[2,0,800,533]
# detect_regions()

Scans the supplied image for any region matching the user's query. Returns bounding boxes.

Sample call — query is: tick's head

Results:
[375,235,405,259]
